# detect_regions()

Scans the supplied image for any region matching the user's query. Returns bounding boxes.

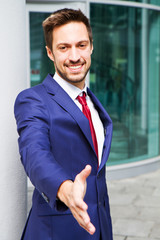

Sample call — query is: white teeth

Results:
[69,65,82,69]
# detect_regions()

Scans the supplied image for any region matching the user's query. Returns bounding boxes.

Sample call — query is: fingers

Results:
[78,216,96,235]
[71,204,96,235]
[57,165,96,235]
[74,198,88,211]
[73,165,91,207]
[69,165,95,235]
[76,165,91,184]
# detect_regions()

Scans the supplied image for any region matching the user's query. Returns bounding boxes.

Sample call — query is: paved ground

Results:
[107,168,160,240]
[28,168,160,239]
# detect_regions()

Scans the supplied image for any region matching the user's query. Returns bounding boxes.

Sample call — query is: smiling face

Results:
[46,21,93,89]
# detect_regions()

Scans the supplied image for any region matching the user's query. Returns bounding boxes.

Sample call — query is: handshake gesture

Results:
[57,165,96,235]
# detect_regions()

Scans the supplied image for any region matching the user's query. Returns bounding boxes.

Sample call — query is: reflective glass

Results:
[90,3,160,165]
[29,6,160,166]
[30,12,54,87]
[110,0,160,6]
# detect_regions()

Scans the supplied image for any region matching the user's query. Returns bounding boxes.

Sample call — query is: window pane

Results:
[110,0,160,6]
[90,3,160,165]
[30,12,54,87]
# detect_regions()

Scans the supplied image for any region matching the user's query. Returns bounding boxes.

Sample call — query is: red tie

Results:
[77,92,99,162]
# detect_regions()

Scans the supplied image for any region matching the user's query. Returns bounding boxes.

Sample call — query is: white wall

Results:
[0,0,27,239]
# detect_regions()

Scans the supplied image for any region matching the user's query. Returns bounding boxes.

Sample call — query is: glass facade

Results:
[110,0,160,6]
[90,3,160,165]
[29,1,160,166]
[30,12,53,87]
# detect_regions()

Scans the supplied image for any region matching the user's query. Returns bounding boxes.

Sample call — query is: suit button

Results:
[97,172,101,179]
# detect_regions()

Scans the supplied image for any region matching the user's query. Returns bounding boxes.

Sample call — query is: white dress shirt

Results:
[53,73,105,164]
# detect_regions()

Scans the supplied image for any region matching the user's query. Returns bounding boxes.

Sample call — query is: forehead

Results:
[52,21,89,45]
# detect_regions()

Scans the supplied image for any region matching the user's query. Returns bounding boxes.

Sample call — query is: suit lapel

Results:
[99,123,112,171]
[87,88,113,171]
[42,75,95,155]
[42,74,113,168]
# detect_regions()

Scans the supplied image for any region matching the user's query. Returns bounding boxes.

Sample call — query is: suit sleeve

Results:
[14,88,71,211]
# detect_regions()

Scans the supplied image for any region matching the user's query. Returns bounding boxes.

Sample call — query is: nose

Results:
[69,47,80,62]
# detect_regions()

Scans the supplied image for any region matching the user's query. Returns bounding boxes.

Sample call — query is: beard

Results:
[53,58,91,85]
[56,66,90,85]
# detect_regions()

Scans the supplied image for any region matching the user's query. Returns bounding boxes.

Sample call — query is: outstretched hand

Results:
[57,165,96,235]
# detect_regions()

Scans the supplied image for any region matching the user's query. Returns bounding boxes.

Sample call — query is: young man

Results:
[14,8,113,240]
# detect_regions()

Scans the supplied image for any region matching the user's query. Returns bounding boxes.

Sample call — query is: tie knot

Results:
[77,92,87,106]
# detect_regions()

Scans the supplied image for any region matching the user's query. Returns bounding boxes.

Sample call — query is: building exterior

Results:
[27,0,160,178]
[0,0,160,239]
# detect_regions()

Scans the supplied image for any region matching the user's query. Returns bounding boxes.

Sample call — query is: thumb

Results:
[77,165,92,184]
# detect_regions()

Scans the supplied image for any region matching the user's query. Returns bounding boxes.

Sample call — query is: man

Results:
[14,8,113,240]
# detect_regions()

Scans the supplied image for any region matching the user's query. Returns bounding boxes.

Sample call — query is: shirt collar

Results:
[53,72,87,100]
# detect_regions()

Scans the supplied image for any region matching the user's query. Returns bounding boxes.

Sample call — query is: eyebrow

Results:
[57,40,89,47]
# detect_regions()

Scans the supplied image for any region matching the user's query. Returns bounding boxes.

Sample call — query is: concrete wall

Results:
[0,0,27,239]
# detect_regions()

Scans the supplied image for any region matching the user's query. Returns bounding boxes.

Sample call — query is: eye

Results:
[78,41,89,49]
[58,45,68,51]
[79,43,87,48]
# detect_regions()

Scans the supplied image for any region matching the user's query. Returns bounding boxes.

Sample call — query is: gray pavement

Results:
[28,168,160,239]
[107,168,160,240]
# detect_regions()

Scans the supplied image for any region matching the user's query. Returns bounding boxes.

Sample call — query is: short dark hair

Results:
[42,8,93,50]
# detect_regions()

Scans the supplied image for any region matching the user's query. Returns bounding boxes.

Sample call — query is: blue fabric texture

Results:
[14,74,113,240]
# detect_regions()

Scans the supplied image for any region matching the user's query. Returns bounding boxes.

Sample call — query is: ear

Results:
[46,46,54,62]
[90,44,93,55]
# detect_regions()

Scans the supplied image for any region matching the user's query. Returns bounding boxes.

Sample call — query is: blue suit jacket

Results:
[14,74,113,240]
